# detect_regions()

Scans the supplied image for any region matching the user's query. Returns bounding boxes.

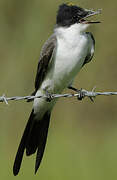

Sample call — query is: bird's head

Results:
[56,3,101,31]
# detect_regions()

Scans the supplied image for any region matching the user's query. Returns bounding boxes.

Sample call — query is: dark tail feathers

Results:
[13,110,51,176]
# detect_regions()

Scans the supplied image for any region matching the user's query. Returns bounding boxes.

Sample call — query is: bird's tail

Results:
[13,109,51,176]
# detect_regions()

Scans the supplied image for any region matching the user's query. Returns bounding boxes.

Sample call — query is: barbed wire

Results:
[0,87,117,105]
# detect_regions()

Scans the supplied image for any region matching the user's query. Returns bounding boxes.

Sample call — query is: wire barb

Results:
[0,88,117,104]
[2,94,9,105]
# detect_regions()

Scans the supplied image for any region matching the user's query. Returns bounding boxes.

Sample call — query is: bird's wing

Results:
[82,32,95,66]
[34,34,57,93]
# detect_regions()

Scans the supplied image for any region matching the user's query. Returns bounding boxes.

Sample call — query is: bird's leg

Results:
[45,90,53,102]
[68,86,85,100]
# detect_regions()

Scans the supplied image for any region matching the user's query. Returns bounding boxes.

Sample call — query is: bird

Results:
[13,3,101,176]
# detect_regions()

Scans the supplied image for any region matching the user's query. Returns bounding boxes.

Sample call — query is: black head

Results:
[56,3,101,27]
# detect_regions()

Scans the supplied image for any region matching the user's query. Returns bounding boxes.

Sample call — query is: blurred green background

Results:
[0,0,117,179]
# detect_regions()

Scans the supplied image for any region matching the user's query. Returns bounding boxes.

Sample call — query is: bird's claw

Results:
[77,88,85,100]
[77,88,95,102]
[45,91,53,102]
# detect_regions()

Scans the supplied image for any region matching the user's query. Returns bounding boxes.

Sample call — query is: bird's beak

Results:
[79,9,102,24]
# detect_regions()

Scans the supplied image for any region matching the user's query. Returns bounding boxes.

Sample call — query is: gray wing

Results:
[34,34,57,93]
[82,32,95,66]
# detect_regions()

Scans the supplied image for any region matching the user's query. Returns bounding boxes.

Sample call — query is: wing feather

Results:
[34,35,57,92]
[83,32,95,66]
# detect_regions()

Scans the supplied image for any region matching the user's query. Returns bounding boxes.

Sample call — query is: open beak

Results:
[79,9,102,24]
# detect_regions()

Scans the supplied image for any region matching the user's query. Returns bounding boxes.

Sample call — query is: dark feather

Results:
[82,32,95,66]
[27,34,56,102]
[35,35,56,92]
[26,120,39,156]
[13,110,34,176]
[35,112,50,174]
[13,110,51,176]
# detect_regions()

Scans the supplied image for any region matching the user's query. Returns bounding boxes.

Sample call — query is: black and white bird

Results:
[13,3,101,176]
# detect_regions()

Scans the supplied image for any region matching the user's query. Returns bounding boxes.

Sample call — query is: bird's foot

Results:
[68,86,85,101]
[77,88,85,100]
[45,90,53,102]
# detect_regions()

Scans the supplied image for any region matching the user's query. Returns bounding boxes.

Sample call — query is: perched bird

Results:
[13,3,101,175]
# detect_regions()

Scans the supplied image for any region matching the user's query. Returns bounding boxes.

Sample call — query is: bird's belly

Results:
[52,43,88,92]
[42,35,88,93]
[34,35,89,115]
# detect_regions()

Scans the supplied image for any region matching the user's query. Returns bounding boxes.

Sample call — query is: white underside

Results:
[33,23,93,118]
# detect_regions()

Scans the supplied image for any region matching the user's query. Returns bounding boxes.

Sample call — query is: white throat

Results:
[55,23,89,41]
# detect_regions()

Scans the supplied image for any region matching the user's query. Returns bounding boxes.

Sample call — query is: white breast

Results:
[53,24,89,90]
[42,23,90,93]
[34,24,91,115]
